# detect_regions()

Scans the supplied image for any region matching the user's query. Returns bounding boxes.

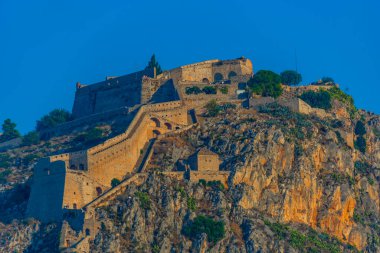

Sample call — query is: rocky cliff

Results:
[0,101,379,252]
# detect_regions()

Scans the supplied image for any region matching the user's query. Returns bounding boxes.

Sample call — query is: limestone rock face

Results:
[173,106,380,252]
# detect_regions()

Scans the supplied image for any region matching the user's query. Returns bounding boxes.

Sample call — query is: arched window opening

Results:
[202,78,210,83]
[150,117,161,128]
[96,187,102,196]
[85,229,90,236]
[214,73,223,82]
[228,71,237,79]
[153,130,161,138]
[73,203,77,209]
[164,122,172,130]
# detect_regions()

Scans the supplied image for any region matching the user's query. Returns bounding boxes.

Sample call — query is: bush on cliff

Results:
[202,86,217,94]
[0,119,20,143]
[185,86,202,95]
[300,90,332,110]
[36,109,72,131]
[0,154,11,169]
[204,100,221,117]
[354,120,367,136]
[135,191,151,210]
[111,178,121,188]
[321,76,334,84]
[248,70,283,98]
[22,131,40,146]
[183,215,225,243]
[354,136,366,153]
[326,86,356,117]
[74,127,104,146]
[280,70,302,86]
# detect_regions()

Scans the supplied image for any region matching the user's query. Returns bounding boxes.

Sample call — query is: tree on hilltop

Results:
[321,77,334,84]
[146,54,163,75]
[36,109,72,131]
[0,119,21,142]
[280,70,302,86]
[248,70,283,98]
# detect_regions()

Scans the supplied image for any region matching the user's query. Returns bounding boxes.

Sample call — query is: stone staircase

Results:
[135,138,156,173]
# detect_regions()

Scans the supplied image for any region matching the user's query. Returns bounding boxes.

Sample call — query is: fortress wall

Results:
[62,170,105,209]
[27,158,67,222]
[87,114,159,186]
[189,171,230,188]
[152,107,189,126]
[212,58,253,80]
[68,151,88,170]
[72,69,154,119]
[161,171,185,180]
[179,83,241,108]
[181,62,214,82]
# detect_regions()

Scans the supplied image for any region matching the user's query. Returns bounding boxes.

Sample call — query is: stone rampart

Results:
[189,171,230,188]
[72,68,154,119]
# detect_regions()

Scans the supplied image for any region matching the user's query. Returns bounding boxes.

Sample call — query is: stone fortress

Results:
[26,56,340,251]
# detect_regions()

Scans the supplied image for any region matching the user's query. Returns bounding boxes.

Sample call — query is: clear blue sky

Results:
[1,0,379,133]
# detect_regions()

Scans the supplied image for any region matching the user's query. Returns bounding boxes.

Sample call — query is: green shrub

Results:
[354,120,366,135]
[0,169,11,184]
[199,179,207,186]
[36,109,72,131]
[183,215,225,243]
[248,70,282,98]
[204,100,221,117]
[0,119,20,143]
[22,131,40,146]
[206,180,224,190]
[300,90,332,110]
[111,178,121,188]
[264,220,288,239]
[280,70,302,86]
[175,186,186,198]
[321,77,334,84]
[326,87,356,117]
[185,86,202,95]
[22,154,40,166]
[135,191,151,210]
[354,161,370,174]
[187,197,196,211]
[289,230,307,249]
[219,86,228,94]
[354,136,366,153]
[0,154,11,168]
[202,86,217,94]
[74,128,104,146]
